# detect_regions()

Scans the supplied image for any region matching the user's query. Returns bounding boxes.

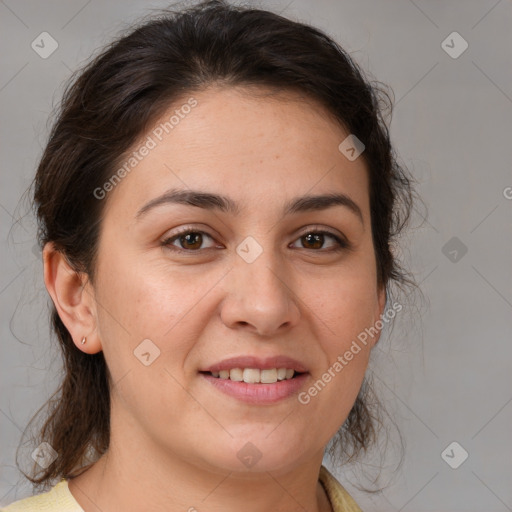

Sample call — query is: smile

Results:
[206,367,299,384]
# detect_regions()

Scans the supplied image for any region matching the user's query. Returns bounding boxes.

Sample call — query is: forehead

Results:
[101,85,370,221]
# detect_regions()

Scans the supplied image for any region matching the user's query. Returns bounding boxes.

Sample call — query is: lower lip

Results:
[200,372,309,404]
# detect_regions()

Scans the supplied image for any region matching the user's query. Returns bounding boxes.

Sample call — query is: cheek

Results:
[299,282,374,439]
[92,254,213,419]
[95,248,182,334]
[306,262,380,343]
[301,260,378,400]
[93,251,221,373]
[314,281,374,389]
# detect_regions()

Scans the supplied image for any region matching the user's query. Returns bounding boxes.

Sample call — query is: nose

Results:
[220,248,300,337]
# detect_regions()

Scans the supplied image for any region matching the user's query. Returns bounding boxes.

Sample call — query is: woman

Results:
[2,1,416,510]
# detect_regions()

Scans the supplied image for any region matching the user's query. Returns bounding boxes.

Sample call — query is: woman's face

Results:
[88,85,386,474]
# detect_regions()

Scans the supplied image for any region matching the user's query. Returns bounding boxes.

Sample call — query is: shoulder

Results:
[319,465,364,512]
[0,479,83,512]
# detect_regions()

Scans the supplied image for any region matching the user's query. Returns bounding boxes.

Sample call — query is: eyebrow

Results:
[135,188,364,225]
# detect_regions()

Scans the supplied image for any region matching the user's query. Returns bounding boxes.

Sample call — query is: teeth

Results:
[229,368,243,381]
[243,368,260,383]
[210,368,298,383]
[260,369,277,383]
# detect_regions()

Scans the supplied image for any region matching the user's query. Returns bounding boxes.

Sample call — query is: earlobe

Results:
[42,242,102,354]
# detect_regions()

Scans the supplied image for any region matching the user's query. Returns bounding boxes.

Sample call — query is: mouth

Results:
[199,355,309,404]
[199,368,306,384]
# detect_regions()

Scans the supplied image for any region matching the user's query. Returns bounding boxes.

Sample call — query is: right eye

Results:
[161,229,220,252]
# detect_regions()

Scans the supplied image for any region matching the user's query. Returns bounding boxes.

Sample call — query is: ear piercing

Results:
[81,337,87,344]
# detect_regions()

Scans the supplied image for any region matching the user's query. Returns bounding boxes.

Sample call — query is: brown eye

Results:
[162,230,216,252]
[291,230,348,251]
[301,232,324,250]
[178,232,203,250]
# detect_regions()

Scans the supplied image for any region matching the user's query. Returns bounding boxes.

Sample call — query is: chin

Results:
[200,434,312,475]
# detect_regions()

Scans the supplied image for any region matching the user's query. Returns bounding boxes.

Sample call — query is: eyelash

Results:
[161,227,350,254]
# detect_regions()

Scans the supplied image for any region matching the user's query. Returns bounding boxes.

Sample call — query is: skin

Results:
[44,85,386,512]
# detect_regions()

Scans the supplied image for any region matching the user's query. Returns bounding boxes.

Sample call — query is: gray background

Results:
[1,1,511,511]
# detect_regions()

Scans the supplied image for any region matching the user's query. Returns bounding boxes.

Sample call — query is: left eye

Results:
[290,231,347,251]
[162,229,347,252]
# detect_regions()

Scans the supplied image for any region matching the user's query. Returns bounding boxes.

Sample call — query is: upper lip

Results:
[201,355,309,373]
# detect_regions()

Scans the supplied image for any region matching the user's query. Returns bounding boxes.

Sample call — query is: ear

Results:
[43,242,102,354]
[371,284,387,348]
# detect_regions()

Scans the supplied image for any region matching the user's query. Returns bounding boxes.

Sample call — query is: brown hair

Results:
[21,0,418,492]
